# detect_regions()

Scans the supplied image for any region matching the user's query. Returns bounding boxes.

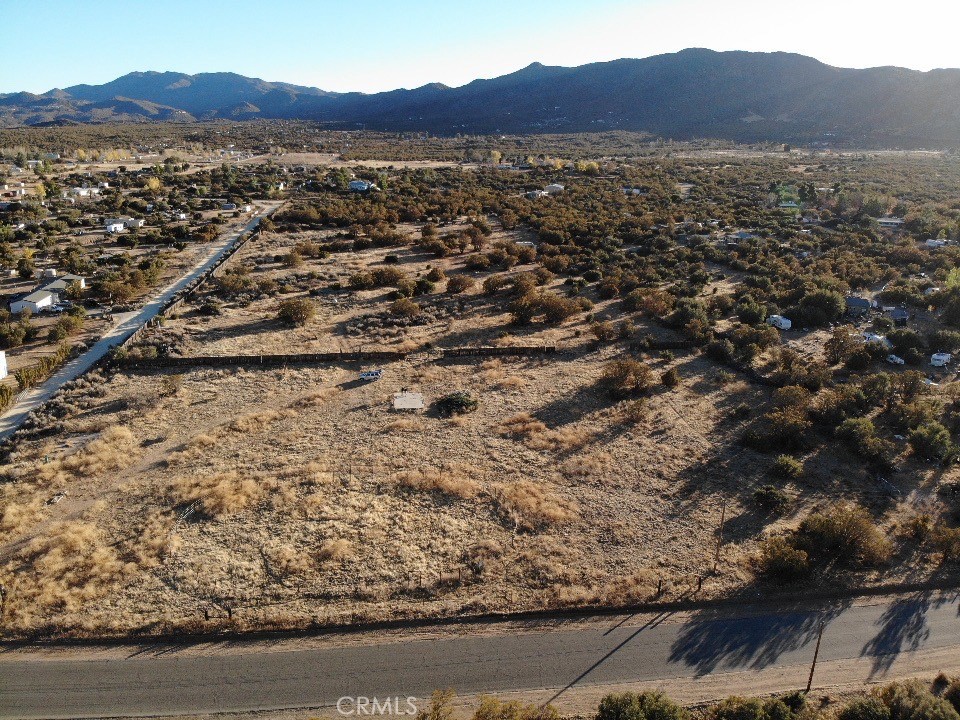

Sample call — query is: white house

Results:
[105,221,125,234]
[544,184,565,195]
[525,190,548,199]
[66,187,101,199]
[0,350,6,380]
[925,238,948,249]
[10,290,57,314]
[105,216,143,231]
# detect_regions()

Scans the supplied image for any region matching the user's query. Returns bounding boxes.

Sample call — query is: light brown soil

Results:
[1,222,956,638]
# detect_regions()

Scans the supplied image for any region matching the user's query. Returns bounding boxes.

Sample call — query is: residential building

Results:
[10,290,58,314]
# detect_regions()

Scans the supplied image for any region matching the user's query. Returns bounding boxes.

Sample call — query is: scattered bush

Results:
[446,275,476,294]
[754,484,791,514]
[390,297,422,317]
[757,537,810,580]
[794,503,892,567]
[770,454,803,479]
[277,297,316,327]
[599,359,653,398]
[661,367,681,388]
[596,691,686,720]
[435,391,478,416]
[909,421,956,464]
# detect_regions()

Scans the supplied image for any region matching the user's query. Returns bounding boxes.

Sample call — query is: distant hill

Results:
[3,50,960,147]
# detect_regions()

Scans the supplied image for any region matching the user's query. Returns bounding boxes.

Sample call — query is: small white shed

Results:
[0,350,7,380]
[393,391,424,411]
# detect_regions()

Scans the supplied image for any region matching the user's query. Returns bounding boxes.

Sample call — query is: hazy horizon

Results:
[3,0,953,95]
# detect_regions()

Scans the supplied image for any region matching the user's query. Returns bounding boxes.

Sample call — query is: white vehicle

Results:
[766,314,792,330]
[931,353,952,367]
[886,354,905,365]
[359,369,384,382]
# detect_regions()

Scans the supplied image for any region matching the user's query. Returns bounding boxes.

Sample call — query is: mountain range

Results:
[3,49,960,147]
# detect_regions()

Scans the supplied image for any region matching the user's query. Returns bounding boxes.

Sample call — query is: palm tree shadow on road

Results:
[667,599,849,676]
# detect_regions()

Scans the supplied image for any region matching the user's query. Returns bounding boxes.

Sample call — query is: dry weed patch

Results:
[498,413,591,452]
[228,410,284,433]
[393,465,482,499]
[494,480,577,530]
[4,522,127,629]
[22,425,137,486]
[317,538,354,563]
[169,472,263,517]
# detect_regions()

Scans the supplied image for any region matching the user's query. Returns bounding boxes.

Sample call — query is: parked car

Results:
[359,369,384,382]
[886,354,905,365]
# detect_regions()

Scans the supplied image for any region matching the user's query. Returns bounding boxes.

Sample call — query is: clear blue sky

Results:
[3,0,953,94]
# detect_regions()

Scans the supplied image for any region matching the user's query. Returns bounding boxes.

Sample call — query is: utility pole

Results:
[805,623,825,693]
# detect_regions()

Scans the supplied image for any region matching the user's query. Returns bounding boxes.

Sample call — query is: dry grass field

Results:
[0,220,956,638]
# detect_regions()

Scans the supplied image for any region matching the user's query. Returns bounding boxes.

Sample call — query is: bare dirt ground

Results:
[0,222,956,638]
[276,152,470,169]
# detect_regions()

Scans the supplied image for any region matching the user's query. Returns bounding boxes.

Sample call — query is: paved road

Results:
[1,593,958,719]
[0,205,278,441]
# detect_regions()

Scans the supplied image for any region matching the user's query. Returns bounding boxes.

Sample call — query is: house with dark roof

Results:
[846,296,872,316]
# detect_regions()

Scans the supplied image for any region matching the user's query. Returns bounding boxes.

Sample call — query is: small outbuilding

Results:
[544,184,565,195]
[0,350,7,380]
[393,391,425,411]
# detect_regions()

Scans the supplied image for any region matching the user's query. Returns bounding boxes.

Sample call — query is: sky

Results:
[2,0,956,94]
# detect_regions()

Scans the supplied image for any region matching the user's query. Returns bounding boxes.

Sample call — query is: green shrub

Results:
[909,422,956,464]
[435,391,478,416]
[596,691,686,720]
[879,680,960,720]
[446,275,476,294]
[661,367,681,388]
[276,298,316,327]
[754,484,791,514]
[600,359,653,398]
[770,454,803,479]
[757,537,810,580]
[794,504,892,567]
[838,697,891,720]
[390,298,421,317]
[945,679,960,713]
[15,343,72,390]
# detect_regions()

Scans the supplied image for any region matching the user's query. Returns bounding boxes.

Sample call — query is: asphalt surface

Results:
[1,593,958,719]
[0,207,277,441]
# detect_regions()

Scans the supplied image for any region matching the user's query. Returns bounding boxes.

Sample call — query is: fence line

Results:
[127,351,408,370]
[440,345,557,358]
